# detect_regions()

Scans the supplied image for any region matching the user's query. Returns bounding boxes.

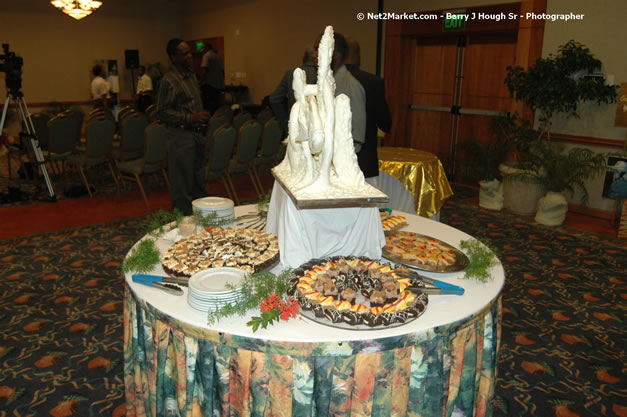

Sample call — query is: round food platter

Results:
[382,232,469,273]
[288,256,429,330]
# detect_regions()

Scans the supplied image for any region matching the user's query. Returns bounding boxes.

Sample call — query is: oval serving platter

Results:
[382,232,469,273]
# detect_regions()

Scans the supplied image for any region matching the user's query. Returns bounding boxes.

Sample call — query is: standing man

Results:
[345,38,392,179]
[200,43,225,114]
[91,64,109,109]
[156,38,210,215]
[328,32,366,156]
[269,44,318,137]
[135,65,153,113]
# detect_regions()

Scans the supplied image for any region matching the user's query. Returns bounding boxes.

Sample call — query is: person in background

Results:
[269,44,318,137]
[91,64,109,109]
[135,65,153,113]
[328,32,366,155]
[156,38,210,215]
[200,43,225,115]
[345,38,392,180]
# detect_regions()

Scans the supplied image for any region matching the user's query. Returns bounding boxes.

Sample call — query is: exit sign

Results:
[443,10,466,32]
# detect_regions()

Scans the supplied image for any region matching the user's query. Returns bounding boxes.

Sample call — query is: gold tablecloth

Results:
[378,147,453,217]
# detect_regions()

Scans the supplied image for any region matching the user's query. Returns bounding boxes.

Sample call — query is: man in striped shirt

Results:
[156,38,210,215]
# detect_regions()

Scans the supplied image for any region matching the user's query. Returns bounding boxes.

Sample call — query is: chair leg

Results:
[220,175,235,202]
[248,166,262,198]
[108,159,119,190]
[251,165,264,196]
[161,168,170,193]
[77,166,93,197]
[225,172,239,206]
[134,173,151,209]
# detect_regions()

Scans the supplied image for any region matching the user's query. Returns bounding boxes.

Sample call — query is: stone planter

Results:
[499,163,544,216]
[479,179,503,210]
[535,191,568,226]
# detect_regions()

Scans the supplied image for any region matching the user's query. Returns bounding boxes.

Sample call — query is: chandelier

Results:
[51,0,102,20]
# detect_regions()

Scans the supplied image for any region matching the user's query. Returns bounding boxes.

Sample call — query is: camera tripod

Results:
[0,91,56,201]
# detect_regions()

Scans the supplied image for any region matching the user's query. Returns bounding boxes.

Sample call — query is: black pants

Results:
[166,128,207,215]
[202,85,222,115]
[137,94,153,113]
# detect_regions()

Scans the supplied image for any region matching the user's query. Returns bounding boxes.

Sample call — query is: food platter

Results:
[287,256,429,330]
[382,232,469,273]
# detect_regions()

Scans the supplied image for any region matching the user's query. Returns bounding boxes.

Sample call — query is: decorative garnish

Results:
[122,239,160,274]
[257,191,271,214]
[206,269,293,326]
[246,293,300,332]
[143,209,184,237]
[194,210,235,229]
[459,238,499,283]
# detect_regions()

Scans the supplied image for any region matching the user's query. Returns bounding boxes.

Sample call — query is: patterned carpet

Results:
[0,193,625,416]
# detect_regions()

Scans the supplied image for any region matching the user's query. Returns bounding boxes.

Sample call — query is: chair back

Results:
[63,109,85,140]
[232,111,252,132]
[47,114,79,154]
[207,124,236,176]
[233,119,262,169]
[86,108,114,124]
[143,121,168,170]
[207,113,230,141]
[258,118,283,160]
[117,105,135,122]
[29,113,51,148]
[256,107,274,127]
[145,104,157,120]
[85,118,116,158]
[119,113,149,156]
[213,105,233,121]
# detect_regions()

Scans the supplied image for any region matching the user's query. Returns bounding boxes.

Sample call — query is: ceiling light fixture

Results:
[51,0,102,20]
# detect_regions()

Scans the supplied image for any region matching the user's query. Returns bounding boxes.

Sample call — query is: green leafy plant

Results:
[526,141,606,203]
[207,269,293,326]
[143,209,184,236]
[460,238,499,283]
[122,239,161,274]
[505,40,618,139]
[257,191,271,214]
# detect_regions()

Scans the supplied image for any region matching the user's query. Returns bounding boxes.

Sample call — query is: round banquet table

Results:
[124,205,504,417]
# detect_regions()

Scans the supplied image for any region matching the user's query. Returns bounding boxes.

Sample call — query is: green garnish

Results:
[122,239,161,274]
[143,209,184,237]
[207,269,292,325]
[257,191,271,213]
[459,238,499,283]
[193,210,235,228]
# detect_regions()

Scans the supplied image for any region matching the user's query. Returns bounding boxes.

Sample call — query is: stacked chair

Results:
[116,121,170,209]
[205,123,237,203]
[66,117,117,197]
[227,119,263,204]
[251,117,283,194]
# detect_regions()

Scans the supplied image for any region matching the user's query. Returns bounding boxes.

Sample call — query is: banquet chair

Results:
[116,121,170,209]
[44,112,81,177]
[66,118,117,198]
[251,118,282,194]
[256,106,274,128]
[205,123,237,202]
[117,105,135,122]
[206,112,230,144]
[228,119,263,204]
[113,112,148,163]
[7,112,52,179]
[213,105,233,121]
[232,110,252,133]
[145,104,157,120]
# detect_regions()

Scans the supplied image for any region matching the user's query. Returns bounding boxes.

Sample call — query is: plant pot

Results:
[499,163,544,216]
[535,191,568,226]
[479,179,503,210]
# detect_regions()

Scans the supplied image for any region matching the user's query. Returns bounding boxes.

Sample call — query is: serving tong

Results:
[132,274,187,296]
[395,269,465,296]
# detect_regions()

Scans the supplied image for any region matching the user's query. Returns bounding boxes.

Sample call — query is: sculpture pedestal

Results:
[265,182,385,268]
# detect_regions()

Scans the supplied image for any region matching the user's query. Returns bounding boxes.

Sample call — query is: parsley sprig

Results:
[459,238,499,283]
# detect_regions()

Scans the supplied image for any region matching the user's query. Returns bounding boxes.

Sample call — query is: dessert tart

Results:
[383,232,469,273]
[287,256,428,329]
[161,227,279,277]
[381,215,407,232]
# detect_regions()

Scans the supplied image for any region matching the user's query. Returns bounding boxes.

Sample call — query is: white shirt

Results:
[334,65,366,152]
[137,73,153,95]
[91,76,110,100]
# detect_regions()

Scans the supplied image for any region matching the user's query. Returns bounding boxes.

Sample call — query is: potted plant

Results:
[526,141,607,225]
[501,40,618,216]
[458,113,530,210]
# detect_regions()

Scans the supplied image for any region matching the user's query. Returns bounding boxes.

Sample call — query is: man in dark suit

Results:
[345,38,392,179]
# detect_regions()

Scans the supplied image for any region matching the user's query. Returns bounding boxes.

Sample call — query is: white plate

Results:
[188,267,247,294]
[192,197,234,210]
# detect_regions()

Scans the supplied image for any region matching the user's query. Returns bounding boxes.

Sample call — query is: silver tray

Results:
[382,233,469,273]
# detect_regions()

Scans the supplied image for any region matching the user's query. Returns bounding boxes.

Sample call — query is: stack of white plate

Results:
[187,267,246,312]
[192,197,235,223]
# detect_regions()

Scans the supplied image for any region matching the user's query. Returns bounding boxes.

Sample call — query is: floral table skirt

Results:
[124,287,501,417]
